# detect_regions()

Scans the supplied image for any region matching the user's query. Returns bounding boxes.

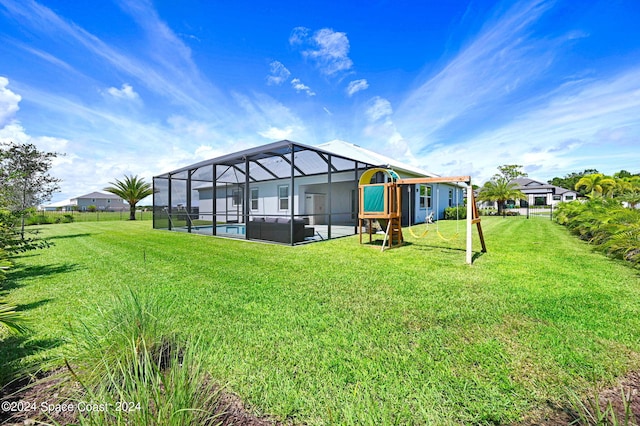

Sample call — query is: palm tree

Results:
[613,177,633,197]
[104,175,154,220]
[618,176,640,209]
[0,249,26,334]
[477,178,526,216]
[574,173,616,198]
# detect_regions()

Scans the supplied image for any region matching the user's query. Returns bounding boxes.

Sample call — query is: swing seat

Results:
[407,212,433,238]
[437,230,459,242]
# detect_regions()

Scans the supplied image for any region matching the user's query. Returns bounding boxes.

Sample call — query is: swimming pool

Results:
[190,224,246,236]
[216,224,245,235]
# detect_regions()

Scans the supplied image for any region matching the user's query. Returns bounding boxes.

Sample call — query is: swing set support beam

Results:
[396,176,471,185]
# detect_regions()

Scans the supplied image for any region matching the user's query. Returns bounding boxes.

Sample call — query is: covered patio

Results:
[153,140,377,245]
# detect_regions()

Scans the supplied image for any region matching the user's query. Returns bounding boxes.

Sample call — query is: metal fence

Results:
[31,210,152,223]
[477,205,554,220]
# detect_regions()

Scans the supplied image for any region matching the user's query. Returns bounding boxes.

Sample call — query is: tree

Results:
[574,173,616,198]
[548,169,599,195]
[477,165,527,216]
[0,142,61,239]
[477,179,526,216]
[104,175,154,220]
[496,164,528,182]
[613,170,637,179]
[616,176,640,208]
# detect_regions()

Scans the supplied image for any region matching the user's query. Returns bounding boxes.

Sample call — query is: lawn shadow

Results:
[412,242,467,253]
[361,239,414,248]
[45,233,94,241]
[0,334,64,389]
[1,263,81,293]
[411,242,487,263]
[15,298,54,312]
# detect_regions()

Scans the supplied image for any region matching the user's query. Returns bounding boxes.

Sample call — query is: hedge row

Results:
[555,198,640,267]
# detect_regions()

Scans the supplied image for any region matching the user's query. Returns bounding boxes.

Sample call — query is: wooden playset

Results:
[358,167,486,264]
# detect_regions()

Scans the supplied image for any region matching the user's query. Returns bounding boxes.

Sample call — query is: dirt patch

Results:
[7,369,639,425]
[519,371,640,425]
[1,369,284,426]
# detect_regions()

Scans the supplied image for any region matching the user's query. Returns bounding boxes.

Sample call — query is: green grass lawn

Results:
[2,217,640,424]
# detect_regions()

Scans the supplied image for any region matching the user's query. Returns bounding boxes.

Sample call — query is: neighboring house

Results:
[41,199,73,211]
[41,192,128,211]
[478,177,579,211]
[70,192,128,211]
[153,139,466,244]
[510,178,579,207]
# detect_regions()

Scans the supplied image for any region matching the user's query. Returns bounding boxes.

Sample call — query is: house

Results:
[511,178,579,207]
[69,192,128,211]
[41,192,127,211]
[40,199,74,211]
[152,139,465,245]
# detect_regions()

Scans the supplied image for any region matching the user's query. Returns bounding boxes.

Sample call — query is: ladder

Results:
[381,216,403,250]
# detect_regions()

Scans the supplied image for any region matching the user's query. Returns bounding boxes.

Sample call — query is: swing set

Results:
[405,184,461,241]
[358,168,487,264]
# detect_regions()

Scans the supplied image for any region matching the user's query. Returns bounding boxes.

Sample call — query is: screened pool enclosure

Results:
[153,140,379,245]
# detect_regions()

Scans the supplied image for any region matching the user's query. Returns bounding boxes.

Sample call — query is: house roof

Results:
[71,192,124,200]
[156,139,438,183]
[316,140,438,178]
[511,178,577,195]
[42,199,72,208]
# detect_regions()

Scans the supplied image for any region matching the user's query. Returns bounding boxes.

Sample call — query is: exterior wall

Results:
[196,170,359,223]
[196,173,466,225]
[523,191,577,207]
[406,183,464,222]
[71,197,128,211]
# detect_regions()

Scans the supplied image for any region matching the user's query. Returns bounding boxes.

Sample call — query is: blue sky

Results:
[1,0,639,203]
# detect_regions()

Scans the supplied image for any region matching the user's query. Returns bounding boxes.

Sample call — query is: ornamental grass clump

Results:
[64,288,222,425]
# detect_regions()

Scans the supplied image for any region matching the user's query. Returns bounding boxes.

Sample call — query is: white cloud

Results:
[194,144,225,160]
[396,0,556,145]
[360,97,416,163]
[1,0,224,119]
[412,67,640,182]
[232,92,309,142]
[366,97,392,121]
[106,83,139,100]
[291,78,316,96]
[293,27,353,76]
[266,61,291,86]
[346,79,369,96]
[258,126,294,140]
[289,26,309,45]
[0,76,21,127]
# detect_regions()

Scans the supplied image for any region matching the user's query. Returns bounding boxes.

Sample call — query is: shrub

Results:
[555,198,640,267]
[444,206,467,220]
[26,214,55,225]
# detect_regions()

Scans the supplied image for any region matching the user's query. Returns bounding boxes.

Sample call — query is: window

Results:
[448,189,453,207]
[278,185,289,210]
[534,196,546,206]
[419,185,431,209]
[565,195,574,201]
[232,189,242,206]
[250,188,259,210]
